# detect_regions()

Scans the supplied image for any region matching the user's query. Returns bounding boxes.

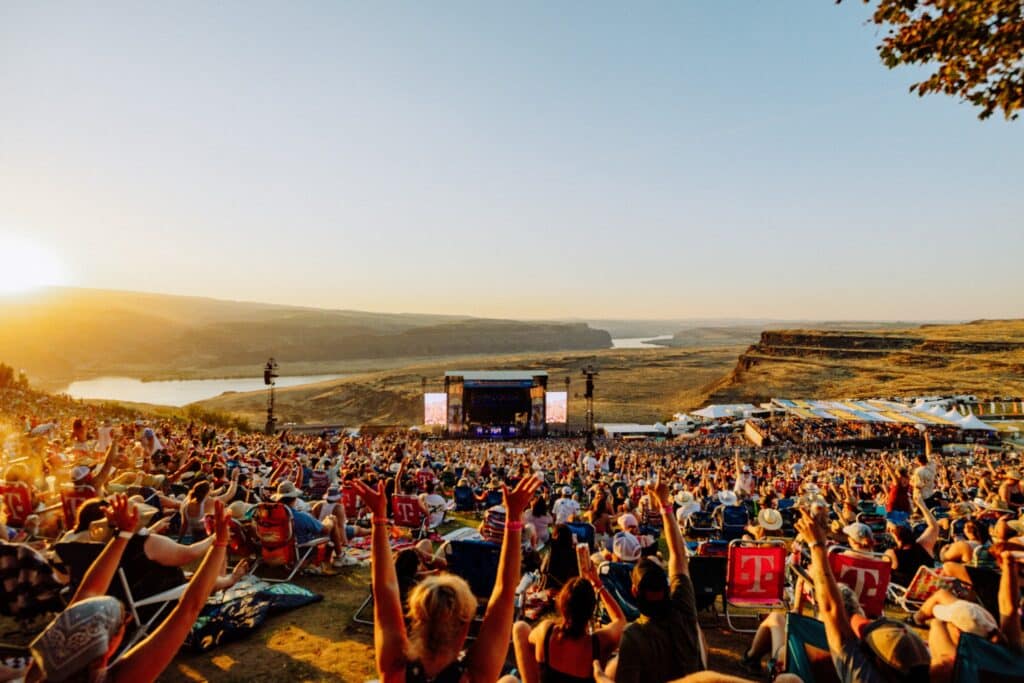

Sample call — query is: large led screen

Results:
[545,391,567,424]
[424,393,448,426]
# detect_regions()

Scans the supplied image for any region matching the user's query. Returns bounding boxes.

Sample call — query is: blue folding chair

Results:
[686,511,719,540]
[952,631,1024,682]
[482,489,503,510]
[721,505,750,542]
[453,485,476,512]
[446,539,501,599]
[784,612,840,683]
[565,521,596,551]
[597,561,640,622]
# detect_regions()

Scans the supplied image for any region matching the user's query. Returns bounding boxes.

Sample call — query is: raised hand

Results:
[351,479,388,518]
[104,493,139,534]
[212,499,232,546]
[646,470,670,507]
[795,508,827,547]
[503,474,542,519]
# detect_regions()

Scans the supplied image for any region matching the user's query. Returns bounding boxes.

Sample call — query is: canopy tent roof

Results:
[690,404,758,419]
[958,414,998,431]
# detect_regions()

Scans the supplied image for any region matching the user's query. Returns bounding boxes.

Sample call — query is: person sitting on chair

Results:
[271,481,349,570]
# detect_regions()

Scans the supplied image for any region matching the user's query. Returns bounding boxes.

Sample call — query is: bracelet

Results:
[506,521,524,531]
[661,504,674,514]
[117,530,133,539]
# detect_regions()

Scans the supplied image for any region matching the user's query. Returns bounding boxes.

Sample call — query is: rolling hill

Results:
[0,288,610,386]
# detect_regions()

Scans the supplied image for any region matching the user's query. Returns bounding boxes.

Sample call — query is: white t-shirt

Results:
[552,497,580,525]
[421,493,447,529]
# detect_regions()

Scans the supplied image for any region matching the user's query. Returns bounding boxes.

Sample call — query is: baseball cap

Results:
[843,522,875,545]
[932,600,999,637]
[860,619,930,678]
[612,531,642,562]
[618,513,639,530]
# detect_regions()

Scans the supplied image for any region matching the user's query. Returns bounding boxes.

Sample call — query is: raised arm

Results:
[649,470,688,578]
[998,550,1022,652]
[91,441,121,493]
[796,509,855,653]
[913,490,939,554]
[351,479,407,676]
[468,474,541,683]
[112,500,232,683]
[213,469,240,503]
[580,552,626,647]
[71,494,138,603]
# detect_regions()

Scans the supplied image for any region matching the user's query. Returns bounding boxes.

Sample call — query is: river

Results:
[62,374,348,407]
[610,335,673,349]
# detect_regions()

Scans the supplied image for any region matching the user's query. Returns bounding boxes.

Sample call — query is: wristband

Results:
[372,517,389,526]
[506,521,524,531]
[118,531,133,539]
[661,504,674,514]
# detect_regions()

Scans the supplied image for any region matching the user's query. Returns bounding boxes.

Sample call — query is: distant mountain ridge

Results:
[0,287,609,383]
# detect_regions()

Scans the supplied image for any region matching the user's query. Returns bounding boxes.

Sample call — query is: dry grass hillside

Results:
[197,347,742,427]
[707,319,1024,403]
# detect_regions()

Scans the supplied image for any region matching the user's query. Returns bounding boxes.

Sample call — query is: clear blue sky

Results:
[1,1,1021,320]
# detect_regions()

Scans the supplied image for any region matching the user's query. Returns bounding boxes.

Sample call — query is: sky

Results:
[1,1,1022,321]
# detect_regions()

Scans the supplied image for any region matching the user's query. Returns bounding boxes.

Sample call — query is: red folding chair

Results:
[725,539,788,632]
[60,485,97,531]
[827,547,892,618]
[0,481,36,528]
[341,486,361,520]
[391,494,427,539]
[251,503,330,582]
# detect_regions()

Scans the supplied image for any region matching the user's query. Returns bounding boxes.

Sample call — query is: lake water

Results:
[610,335,673,349]
[62,374,348,407]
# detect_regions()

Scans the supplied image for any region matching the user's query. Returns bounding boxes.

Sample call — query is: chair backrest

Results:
[597,561,640,621]
[392,495,425,529]
[828,547,891,618]
[726,540,786,602]
[776,498,795,511]
[688,511,716,530]
[60,485,97,530]
[483,489,503,509]
[340,486,360,519]
[453,486,476,511]
[446,539,501,598]
[565,521,596,550]
[857,513,887,534]
[722,505,749,528]
[688,556,728,612]
[785,613,841,683]
[253,503,297,567]
[697,540,729,557]
[0,481,33,528]
[203,514,257,556]
[952,631,1024,682]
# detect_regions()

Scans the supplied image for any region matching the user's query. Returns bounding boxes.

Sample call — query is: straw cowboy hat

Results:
[757,508,783,531]
[674,491,695,505]
[271,481,301,502]
[717,490,738,507]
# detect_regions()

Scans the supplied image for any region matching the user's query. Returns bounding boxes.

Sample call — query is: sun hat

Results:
[71,465,92,483]
[126,495,159,527]
[612,532,642,562]
[932,600,999,637]
[30,596,125,682]
[860,618,931,677]
[323,486,342,502]
[676,501,701,519]
[674,491,695,505]
[227,501,253,519]
[842,522,875,545]
[271,481,300,502]
[717,490,738,506]
[758,508,783,531]
[618,513,639,530]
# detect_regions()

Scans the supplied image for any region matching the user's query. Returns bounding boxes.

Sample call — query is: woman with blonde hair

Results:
[352,473,541,683]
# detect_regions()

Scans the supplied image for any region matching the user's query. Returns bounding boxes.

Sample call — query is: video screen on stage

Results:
[545,391,567,423]
[424,393,448,426]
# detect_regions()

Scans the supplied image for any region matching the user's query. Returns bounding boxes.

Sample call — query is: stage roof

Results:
[445,371,548,381]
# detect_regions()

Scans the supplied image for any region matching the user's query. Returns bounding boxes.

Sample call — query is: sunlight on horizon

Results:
[0,234,69,294]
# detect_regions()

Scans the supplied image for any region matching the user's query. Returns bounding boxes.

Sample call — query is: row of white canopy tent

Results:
[769,398,998,431]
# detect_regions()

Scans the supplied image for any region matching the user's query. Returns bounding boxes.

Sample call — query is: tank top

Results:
[405,657,467,683]
[540,623,599,683]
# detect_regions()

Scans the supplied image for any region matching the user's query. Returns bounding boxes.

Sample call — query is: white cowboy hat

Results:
[677,501,701,519]
[674,491,695,505]
[758,508,783,531]
[718,490,738,507]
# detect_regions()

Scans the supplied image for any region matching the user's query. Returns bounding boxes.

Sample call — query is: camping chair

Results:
[53,541,190,653]
[203,514,259,560]
[482,489,503,511]
[686,511,719,540]
[445,539,501,599]
[391,494,428,539]
[340,486,362,521]
[721,505,749,542]
[453,485,476,512]
[779,507,799,539]
[784,612,841,683]
[963,565,1002,620]
[952,631,1024,682]
[597,561,641,622]
[857,512,888,535]
[251,503,331,582]
[696,540,730,558]
[689,555,727,614]
[565,521,596,551]
[887,564,961,613]
[827,547,892,618]
[60,485,97,531]
[0,482,37,529]
[724,539,787,632]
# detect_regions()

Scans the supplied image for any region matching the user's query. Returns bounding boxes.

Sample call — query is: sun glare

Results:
[0,235,68,294]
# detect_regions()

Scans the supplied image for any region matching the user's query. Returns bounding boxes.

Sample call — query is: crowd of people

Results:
[1,380,1023,681]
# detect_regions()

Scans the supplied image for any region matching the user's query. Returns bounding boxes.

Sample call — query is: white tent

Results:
[943,409,965,423]
[958,414,997,431]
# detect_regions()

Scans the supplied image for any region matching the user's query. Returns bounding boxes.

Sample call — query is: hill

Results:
[706,319,1024,404]
[0,288,610,386]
